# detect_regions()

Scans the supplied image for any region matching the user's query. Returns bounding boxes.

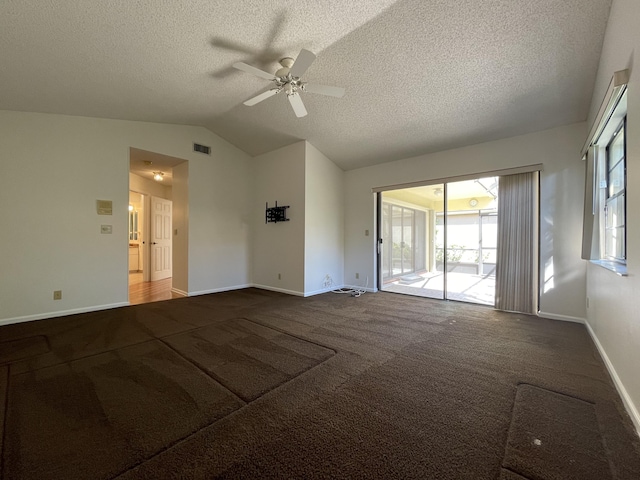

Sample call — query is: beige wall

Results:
[0,111,252,323]
[252,141,307,295]
[584,0,640,433]
[344,122,587,318]
[171,162,189,295]
[304,142,345,294]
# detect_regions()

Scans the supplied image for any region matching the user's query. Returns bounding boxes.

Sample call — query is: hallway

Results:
[129,273,182,305]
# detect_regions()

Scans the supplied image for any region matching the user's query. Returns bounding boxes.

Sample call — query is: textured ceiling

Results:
[130,148,188,186]
[0,0,611,170]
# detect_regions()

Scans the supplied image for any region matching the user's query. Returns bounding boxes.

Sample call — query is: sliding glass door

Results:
[380,177,498,306]
[381,204,426,279]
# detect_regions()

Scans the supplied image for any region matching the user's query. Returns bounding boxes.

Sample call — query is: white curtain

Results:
[495,172,537,314]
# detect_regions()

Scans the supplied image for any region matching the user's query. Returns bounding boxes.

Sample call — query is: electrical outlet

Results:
[323,275,332,287]
[356,273,359,279]
[53,290,62,300]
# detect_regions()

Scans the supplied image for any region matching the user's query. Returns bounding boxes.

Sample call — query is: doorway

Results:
[379,176,499,306]
[128,147,187,305]
[128,191,177,304]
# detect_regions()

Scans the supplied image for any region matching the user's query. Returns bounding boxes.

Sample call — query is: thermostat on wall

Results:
[97,200,113,215]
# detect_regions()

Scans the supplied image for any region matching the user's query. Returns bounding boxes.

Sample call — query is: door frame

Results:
[128,147,188,299]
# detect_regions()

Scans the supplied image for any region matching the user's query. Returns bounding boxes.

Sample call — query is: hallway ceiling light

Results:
[153,171,164,182]
[433,187,443,197]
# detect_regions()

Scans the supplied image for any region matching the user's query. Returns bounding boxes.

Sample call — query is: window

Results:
[581,70,628,275]
[604,119,626,262]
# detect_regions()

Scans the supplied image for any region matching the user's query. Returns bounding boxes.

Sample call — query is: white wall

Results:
[186,130,252,295]
[252,141,306,295]
[0,111,252,323]
[304,142,345,295]
[344,122,587,318]
[584,0,640,433]
[172,162,189,295]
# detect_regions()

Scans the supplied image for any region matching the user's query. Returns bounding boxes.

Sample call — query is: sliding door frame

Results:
[375,165,542,307]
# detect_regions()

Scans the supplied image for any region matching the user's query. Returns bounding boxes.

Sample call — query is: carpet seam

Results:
[515,382,596,405]
[593,398,620,479]
[155,337,248,406]
[0,335,52,366]
[501,466,533,480]
[111,351,344,480]
[158,324,337,403]
[110,404,243,480]
[502,383,612,480]
[241,316,339,356]
[500,384,520,476]
[5,313,256,375]
[3,312,325,375]
[5,337,158,376]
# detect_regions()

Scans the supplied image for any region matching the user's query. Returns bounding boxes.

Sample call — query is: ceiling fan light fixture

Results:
[153,171,164,182]
[233,48,344,118]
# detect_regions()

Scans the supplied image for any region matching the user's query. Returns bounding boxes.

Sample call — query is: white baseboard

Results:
[537,311,586,324]
[584,321,640,437]
[303,285,379,297]
[183,283,379,299]
[303,285,345,297]
[342,285,378,293]
[251,284,305,297]
[188,283,254,297]
[170,288,188,297]
[0,302,129,327]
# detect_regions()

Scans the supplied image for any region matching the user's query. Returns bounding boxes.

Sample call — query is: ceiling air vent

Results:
[193,143,211,155]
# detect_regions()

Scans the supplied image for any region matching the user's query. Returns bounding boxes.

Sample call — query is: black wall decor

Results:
[265,201,290,223]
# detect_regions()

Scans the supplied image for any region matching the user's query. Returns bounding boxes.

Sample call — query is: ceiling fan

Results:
[233,49,345,118]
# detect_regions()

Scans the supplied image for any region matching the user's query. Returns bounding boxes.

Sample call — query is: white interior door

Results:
[150,196,172,281]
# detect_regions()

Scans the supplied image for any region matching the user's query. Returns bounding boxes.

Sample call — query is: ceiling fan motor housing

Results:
[275,57,295,78]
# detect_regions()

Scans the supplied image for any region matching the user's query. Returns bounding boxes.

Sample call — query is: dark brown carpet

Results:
[163,318,335,402]
[0,288,639,479]
[503,384,611,480]
[0,336,49,364]
[5,340,243,479]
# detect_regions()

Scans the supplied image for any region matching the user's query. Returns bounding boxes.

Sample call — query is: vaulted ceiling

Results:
[0,0,612,170]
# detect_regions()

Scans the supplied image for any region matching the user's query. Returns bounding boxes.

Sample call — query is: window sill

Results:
[590,259,628,276]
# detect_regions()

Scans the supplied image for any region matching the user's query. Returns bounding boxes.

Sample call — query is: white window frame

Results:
[603,118,626,263]
[581,71,628,275]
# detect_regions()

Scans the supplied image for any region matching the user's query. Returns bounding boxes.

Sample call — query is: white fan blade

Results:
[243,89,280,106]
[303,84,345,98]
[289,49,316,78]
[233,62,276,80]
[288,93,308,118]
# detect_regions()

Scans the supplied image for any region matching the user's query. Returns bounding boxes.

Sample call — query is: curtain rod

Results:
[371,164,543,193]
[581,69,629,157]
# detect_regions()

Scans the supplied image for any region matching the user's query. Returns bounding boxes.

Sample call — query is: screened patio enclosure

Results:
[380,177,499,306]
